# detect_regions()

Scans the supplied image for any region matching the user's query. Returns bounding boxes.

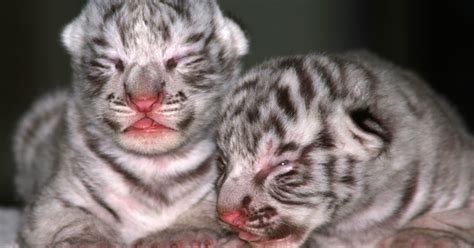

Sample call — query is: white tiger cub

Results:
[13,0,248,247]
[215,52,474,247]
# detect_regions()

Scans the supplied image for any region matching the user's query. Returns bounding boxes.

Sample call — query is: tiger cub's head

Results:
[63,0,247,155]
[216,54,391,246]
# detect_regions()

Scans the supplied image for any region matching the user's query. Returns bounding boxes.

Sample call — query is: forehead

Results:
[218,61,325,161]
[96,1,214,59]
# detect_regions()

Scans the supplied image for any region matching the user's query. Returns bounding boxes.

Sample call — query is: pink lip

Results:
[254,235,292,245]
[238,230,262,242]
[238,230,292,244]
[125,117,172,133]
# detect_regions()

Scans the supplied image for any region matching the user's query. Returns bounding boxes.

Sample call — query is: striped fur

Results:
[14,0,248,247]
[216,52,474,247]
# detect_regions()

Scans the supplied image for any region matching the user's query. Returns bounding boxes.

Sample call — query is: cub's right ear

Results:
[221,16,249,58]
[333,107,390,160]
[213,9,249,59]
[62,18,85,57]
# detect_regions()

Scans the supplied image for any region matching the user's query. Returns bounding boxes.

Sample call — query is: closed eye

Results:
[166,54,189,70]
[92,57,124,72]
[166,52,202,70]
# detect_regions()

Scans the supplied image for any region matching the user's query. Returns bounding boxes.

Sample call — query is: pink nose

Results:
[129,95,160,113]
[218,210,246,227]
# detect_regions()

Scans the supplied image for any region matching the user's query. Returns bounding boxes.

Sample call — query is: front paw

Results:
[133,229,248,248]
[378,228,471,248]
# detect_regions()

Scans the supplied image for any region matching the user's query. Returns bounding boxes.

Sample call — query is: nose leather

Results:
[218,211,246,226]
[130,95,160,113]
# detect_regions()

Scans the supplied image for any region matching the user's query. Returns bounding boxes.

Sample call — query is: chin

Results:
[117,129,185,155]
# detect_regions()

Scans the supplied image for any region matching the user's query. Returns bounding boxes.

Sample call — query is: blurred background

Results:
[0,0,473,206]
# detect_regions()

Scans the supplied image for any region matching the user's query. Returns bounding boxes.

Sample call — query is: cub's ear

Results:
[214,12,249,58]
[335,108,389,159]
[62,17,85,57]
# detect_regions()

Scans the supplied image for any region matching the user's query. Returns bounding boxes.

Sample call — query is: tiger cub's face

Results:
[216,55,389,246]
[63,0,247,155]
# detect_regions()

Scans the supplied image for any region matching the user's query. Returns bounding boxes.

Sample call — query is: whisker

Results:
[111,109,135,114]
[110,106,134,112]
[159,108,180,113]
[114,113,136,118]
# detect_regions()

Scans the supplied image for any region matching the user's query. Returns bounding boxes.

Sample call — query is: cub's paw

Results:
[133,229,220,248]
[378,228,471,248]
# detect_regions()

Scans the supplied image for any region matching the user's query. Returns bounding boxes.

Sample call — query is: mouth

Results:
[124,117,175,133]
[237,229,292,244]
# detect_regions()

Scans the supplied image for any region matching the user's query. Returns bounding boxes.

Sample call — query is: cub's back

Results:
[215,52,474,247]
[14,90,69,200]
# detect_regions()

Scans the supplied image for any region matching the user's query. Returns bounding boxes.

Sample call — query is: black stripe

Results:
[81,56,110,97]
[103,2,124,21]
[277,170,299,179]
[182,68,216,90]
[254,168,270,186]
[84,137,170,205]
[169,155,214,185]
[312,59,338,100]
[391,161,420,220]
[297,142,318,166]
[264,113,286,139]
[248,206,277,223]
[275,86,297,120]
[85,138,140,184]
[229,102,245,118]
[184,57,205,67]
[185,32,205,44]
[276,142,299,156]
[232,78,258,97]
[357,60,379,95]
[217,49,226,64]
[57,197,94,217]
[203,30,216,48]
[269,190,312,206]
[160,21,171,42]
[161,0,190,19]
[79,177,121,222]
[340,156,356,186]
[316,129,335,149]
[278,57,301,69]
[92,37,109,48]
[20,101,65,151]
[250,130,263,153]
[90,60,108,70]
[295,60,315,109]
[270,219,306,241]
[104,118,121,132]
[177,109,195,131]
[246,108,260,123]
[329,56,350,99]
[325,156,337,188]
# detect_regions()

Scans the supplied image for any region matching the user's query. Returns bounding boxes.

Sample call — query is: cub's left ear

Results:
[214,14,249,58]
[336,108,390,159]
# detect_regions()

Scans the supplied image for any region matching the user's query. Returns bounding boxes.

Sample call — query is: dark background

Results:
[0,1,473,206]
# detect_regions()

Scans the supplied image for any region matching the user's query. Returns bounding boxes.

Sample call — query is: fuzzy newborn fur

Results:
[215,52,474,247]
